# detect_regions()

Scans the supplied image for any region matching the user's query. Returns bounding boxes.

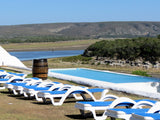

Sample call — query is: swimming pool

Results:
[49,68,160,83]
[48,68,160,99]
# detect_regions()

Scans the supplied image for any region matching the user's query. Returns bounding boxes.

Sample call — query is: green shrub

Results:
[132,70,151,77]
[91,62,95,65]
[62,55,92,62]
[84,37,160,62]
[97,62,101,65]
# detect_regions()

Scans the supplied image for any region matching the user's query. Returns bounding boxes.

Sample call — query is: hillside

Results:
[0,21,160,42]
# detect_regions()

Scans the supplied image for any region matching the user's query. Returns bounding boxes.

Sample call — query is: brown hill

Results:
[0,21,160,40]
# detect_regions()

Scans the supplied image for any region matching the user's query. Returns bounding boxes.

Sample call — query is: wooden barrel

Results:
[32,59,48,80]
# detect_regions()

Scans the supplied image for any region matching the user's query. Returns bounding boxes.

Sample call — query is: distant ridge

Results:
[0,21,160,41]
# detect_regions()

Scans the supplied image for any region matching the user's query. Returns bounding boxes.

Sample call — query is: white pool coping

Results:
[48,68,160,99]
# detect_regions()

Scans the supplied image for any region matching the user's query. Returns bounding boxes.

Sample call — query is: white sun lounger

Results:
[75,97,156,120]
[0,72,27,89]
[37,86,108,106]
[0,70,7,76]
[130,113,160,120]
[23,81,63,99]
[7,72,27,78]
[4,77,42,92]
[130,102,160,120]
[4,78,26,90]
[35,84,83,102]
[105,99,157,120]
[11,77,43,95]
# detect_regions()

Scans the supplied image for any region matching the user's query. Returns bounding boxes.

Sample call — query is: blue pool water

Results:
[50,68,160,83]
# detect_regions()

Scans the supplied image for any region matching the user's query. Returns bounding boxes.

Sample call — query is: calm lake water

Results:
[9,50,84,61]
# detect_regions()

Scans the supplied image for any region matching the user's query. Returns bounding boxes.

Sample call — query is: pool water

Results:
[49,68,160,83]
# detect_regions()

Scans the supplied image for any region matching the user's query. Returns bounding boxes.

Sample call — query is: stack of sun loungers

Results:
[0,70,27,89]
[0,69,160,120]
[0,69,109,106]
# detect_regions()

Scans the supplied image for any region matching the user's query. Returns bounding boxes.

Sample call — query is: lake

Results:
[9,50,84,61]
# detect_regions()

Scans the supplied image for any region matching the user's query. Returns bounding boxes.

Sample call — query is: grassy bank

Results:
[23,56,160,78]
[1,39,100,51]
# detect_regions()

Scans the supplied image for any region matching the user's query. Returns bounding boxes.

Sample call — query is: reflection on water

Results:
[9,50,84,61]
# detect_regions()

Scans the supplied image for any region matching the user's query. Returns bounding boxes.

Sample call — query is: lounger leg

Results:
[42,98,47,103]
[80,94,93,101]
[8,88,12,93]
[23,92,29,97]
[90,109,107,120]
[80,110,85,116]
[48,96,67,106]
[110,117,116,120]
[0,87,5,89]
[27,94,33,99]
[50,97,63,106]
[13,89,19,95]
[19,90,24,95]
[0,84,5,89]
[35,94,43,101]
[72,94,83,100]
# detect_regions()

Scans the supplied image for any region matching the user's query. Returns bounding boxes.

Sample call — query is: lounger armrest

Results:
[58,85,74,91]
[48,83,63,91]
[100,89,109,98]
[147,102,160,113]
[132,100,155,109]
[99,94,119,101]
[109,97,136,108]
[7,76,22,82]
